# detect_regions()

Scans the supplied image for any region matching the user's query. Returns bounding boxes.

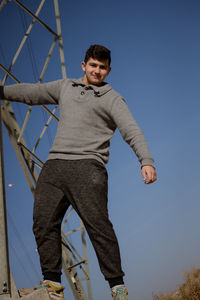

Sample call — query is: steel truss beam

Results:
[0,1,92,299]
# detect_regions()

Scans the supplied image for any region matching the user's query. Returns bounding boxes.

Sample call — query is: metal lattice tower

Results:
[0,1,93,299]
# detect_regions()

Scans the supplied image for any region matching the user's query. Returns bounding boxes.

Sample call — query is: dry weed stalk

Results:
[153,268,200,300]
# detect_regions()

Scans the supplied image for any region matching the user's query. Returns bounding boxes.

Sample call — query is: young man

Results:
[0,45,157,300]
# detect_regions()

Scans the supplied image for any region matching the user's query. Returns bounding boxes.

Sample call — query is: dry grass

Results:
[153,268,200,300]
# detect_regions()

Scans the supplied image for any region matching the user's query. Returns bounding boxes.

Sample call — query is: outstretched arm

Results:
[0,79,64,105]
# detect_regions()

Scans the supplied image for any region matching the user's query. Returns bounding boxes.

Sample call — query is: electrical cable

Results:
[18,7,52,146]
[8,211,41,280]
[0,43,32,148]
[9,243,36,286]
[18,7,53,147]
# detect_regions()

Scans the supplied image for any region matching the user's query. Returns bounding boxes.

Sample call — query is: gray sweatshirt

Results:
[1,78,154,166]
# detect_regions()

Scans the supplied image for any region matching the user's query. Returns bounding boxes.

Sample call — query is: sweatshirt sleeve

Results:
[110,97,155,167]
[1,79,64,105]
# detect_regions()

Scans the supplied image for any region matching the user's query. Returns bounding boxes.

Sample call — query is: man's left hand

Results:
[141,165,157,184]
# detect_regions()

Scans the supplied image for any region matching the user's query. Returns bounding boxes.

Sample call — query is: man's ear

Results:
[81,61,86,72]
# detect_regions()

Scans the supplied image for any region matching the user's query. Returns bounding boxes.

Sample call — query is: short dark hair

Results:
[84,44,111,66]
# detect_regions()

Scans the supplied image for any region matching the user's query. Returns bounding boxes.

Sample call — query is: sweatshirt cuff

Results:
[141,158,155,168]
[0,86,4,99]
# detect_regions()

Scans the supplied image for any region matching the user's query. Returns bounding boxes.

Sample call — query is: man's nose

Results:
[94,67,100,73]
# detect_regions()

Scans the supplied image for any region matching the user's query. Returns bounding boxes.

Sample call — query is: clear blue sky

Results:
[1,0,200,299]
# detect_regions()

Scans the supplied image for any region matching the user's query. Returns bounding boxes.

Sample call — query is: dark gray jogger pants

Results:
[33,159,124,281]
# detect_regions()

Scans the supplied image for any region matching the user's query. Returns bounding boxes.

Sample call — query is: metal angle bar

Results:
[62,235,87,270]
[31,39,58,151]
[64,227,82,235]
[63,217,92,298]
[62,254,87,300]
[17,106,32,144]
[32,106,57,154]
[62,207,74,229]
[0,81,43,171]
[42,105,59,122]
[80,219,93,300]
[62,217,91,284]
[13,0,59,38]
[62,247,88,300]
[54,0,67,79]
[2,0,46,84]
[39,38,58,82]
[67,260,85,271]
[1,7,58,163]
[1,105,38,192]
[63,221,92,297]
[62,235,89,279]
[78,276,92,282]
[62,238,78,259]
[9,41,58,146]
[62,263,82,300]
[0,105,11,297]
[3,122,36,194]
[0,74,56,159]
[0,0,10,12]
[18,143,44,166]
[62,238,85,269]
[0,64,20,84]
[14,8,61,156]
[30,160,43,170]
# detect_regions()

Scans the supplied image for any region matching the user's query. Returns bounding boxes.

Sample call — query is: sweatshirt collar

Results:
[71,78,112,96]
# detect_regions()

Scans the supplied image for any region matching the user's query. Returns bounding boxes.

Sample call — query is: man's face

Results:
[82,58,111,86]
